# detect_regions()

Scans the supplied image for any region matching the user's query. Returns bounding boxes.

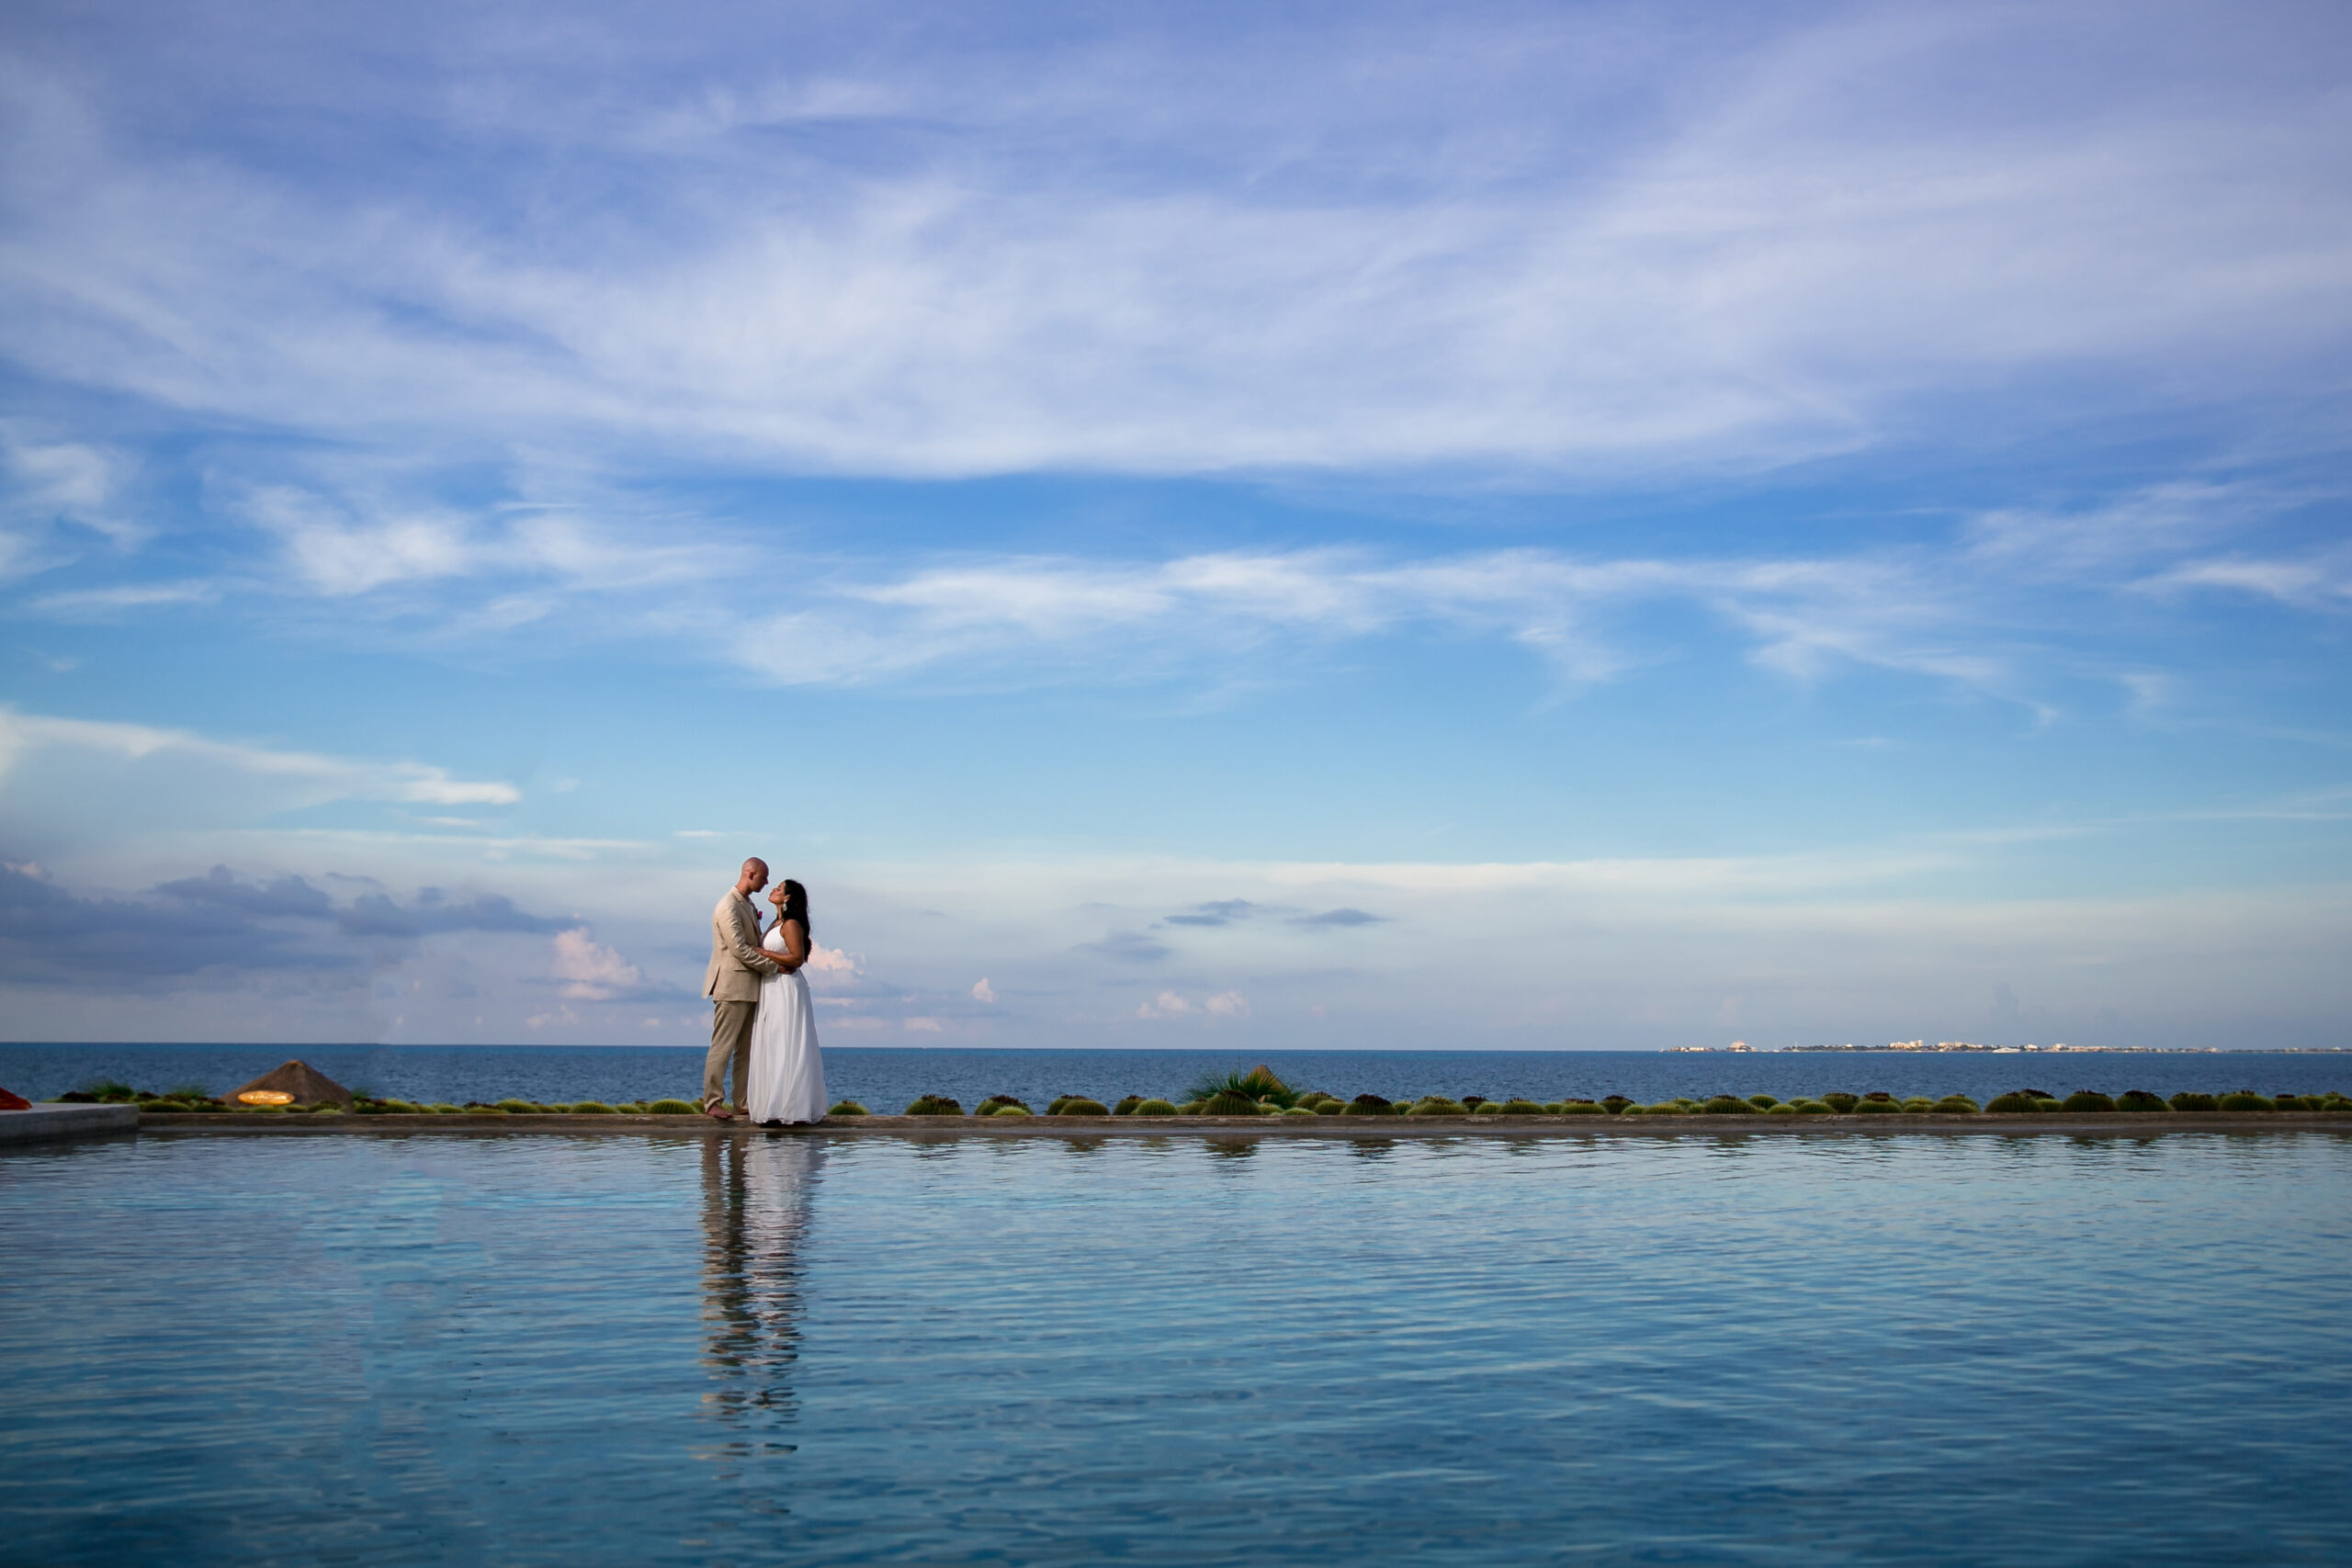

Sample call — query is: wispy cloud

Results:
[3,4,2346,479]
[0,707,519,807]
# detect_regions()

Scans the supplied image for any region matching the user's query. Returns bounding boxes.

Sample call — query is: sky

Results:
[1,0,2347,1051]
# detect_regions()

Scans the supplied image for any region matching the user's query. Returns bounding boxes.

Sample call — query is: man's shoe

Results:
[703,1097,735,1121]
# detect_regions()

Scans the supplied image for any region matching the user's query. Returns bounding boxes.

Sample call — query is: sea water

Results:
[4,1043,2346,1111]
[3,1128,2346,1564]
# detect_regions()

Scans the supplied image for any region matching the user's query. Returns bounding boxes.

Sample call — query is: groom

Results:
[702,856,786,1121]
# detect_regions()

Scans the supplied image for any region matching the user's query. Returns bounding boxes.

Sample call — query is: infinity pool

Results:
[4,1130,2347,1565]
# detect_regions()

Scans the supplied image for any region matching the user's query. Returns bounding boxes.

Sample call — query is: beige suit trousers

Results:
[705,999,755,1108]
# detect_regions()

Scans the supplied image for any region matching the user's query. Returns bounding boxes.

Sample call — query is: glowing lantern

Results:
[238,1089,295,1105]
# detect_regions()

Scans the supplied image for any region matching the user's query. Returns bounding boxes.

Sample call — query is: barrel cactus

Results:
[1133,1099,1179,1116]
[1051,1098,1110,1116]
[2061,1091,2117,1112]
[904,1094,966,1116]
[2115,1089,2167,1112]
[1340,1094,1395,1116]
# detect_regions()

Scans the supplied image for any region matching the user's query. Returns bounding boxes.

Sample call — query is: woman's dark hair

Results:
[777,878,810,937]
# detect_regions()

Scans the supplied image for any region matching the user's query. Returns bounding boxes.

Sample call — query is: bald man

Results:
[702,857,785,1118]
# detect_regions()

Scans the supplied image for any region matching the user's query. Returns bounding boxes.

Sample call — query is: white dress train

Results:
[747,922,828,1124]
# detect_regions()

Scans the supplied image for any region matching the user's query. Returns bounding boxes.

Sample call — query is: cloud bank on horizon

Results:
[1,0,2346,1050]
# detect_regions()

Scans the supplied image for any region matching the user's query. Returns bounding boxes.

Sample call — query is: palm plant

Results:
[1183,1066,1296,1109]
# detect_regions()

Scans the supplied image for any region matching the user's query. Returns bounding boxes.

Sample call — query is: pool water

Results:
[4,1129,2347,1565]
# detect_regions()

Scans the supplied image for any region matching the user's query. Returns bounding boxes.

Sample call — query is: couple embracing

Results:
[701,857,828,1124]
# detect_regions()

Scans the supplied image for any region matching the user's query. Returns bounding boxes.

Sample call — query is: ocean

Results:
[3,1042,2345,1111]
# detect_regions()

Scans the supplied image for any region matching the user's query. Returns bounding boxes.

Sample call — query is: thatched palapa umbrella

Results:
[229,1060,353,1107]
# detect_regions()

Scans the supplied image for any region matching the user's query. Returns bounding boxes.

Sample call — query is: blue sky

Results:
[2,0,2347,1049]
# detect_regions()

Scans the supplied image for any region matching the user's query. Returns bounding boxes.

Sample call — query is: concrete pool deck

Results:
[1,1104,140,1144]
[117,1109,2352,1139]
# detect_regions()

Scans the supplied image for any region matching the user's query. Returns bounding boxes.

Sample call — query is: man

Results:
[702,857,785,1121]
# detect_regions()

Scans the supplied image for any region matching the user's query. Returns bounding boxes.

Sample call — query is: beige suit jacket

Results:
[704,889,781,1002]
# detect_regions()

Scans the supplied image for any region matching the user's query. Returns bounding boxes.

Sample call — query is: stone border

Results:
[0,1104,140,1145]
[130,1110,2352,1138]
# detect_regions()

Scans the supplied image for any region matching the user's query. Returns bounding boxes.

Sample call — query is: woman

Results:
[746,878,828,1125]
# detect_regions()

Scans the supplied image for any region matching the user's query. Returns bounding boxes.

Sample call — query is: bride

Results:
[747,878,828,1125]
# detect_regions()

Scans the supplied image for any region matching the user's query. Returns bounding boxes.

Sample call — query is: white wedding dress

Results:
[746,922,828,1124]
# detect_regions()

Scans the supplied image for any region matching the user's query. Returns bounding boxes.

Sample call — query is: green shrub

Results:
[1407,1097,1468,1116]
[991,1104,1033,1117]
[1820,1093,1860,1112]
[2168,1092,2219,1112]
[1133,1099,1179,1116]
[1700,1095,1758,1115]
[1984,1092,2041,1112]
[647,1099,700,1114]
[1052,1098,1110,1117]
[828,1100,870,1117]
[1935,1096,1981,1114]
[1747,1095,1779,1109]
[1185,1066,1296,1109]
[1851,1098,1900,1115]
[1112,1095,1145,1116]
[2218,1091,2273,1112]
[1340,1094,1395,1116]
[2113,1089,2166,1112]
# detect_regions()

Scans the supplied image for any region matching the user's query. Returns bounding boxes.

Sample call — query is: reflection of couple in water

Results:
[701,858,828,1125]
[699,1136,816,1477]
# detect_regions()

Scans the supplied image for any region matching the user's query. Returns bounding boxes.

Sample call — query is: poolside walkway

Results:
[120,1110,2352,1139]
[0,1104,140,1145]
